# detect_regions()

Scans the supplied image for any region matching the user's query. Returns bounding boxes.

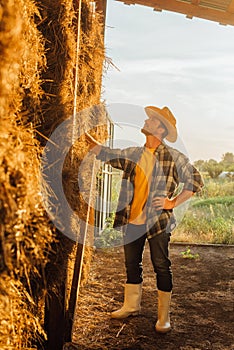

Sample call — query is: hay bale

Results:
[0,0,55,348]
[0,0,107,348]
[36,0,105,139]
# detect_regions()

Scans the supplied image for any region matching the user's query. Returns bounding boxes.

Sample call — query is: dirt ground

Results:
[69,243,234,350]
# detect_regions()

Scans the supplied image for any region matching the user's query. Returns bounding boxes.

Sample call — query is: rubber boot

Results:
[111,283,142,319]
[155,290,172,333]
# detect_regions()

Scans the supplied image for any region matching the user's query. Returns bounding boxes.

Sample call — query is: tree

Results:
[221,152,234,164]
[221,152,234,171]
[193,159,206,171]
[203,159,223,179]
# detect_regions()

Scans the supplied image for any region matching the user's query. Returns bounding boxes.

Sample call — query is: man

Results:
[86,105,203,333]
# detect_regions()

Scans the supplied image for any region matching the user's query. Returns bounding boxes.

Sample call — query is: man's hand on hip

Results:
[153,190,194,210]
[152,197,175,210]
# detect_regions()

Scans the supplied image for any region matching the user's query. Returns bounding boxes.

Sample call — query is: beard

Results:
[141,127,152,136]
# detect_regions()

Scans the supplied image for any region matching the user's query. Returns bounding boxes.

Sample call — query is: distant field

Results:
[172,179,234,244]
[97,177,234,246]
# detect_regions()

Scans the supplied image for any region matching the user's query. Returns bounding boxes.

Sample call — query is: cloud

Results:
[103,0,234,160]
[107,55,234,78]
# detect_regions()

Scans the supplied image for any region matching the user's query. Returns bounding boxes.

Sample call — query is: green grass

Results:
[202,178,234,197]
[173,194,234,245]
[97,176,234,246]
[191,196,234,207]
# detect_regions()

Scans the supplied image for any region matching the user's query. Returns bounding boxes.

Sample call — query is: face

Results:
[141,116,166,139]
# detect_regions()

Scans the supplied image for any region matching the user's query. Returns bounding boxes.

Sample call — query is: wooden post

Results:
[44,286,66,350]
[43,233,74,350]
[63,225,86,343]
[95,0,107,30]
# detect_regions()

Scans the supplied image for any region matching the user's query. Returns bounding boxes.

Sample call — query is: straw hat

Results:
[144,106,177,142]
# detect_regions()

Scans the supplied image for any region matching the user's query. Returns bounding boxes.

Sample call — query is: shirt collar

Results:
[143,142,166,155]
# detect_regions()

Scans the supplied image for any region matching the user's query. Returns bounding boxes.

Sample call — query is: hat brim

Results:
[144,107,177,143]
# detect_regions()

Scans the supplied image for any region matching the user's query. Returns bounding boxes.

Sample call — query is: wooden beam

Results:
[95,0,107,23]
[227,0,234,13]
[116,0,234,26]
[95,0,107,37]
[191,0,200,5]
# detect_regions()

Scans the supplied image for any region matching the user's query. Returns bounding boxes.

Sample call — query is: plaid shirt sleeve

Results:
[175,152,204,193]
[96,146,140,172]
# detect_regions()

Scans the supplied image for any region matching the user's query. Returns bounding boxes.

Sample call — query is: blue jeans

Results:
[123,224,173,292]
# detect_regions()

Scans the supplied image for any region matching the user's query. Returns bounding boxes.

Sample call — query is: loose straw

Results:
[71,157,97,337]
[71,0,83,149]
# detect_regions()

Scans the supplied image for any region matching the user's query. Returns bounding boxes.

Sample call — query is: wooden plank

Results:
[44,233,74,350]
[116,0,234,25]
[191,0,200,5]
[64,240,85,343]
[44,287,66,350]
[227,0,234,13]
[95,0,108,26]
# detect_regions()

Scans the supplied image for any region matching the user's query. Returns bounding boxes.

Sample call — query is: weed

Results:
[181,247,200,259]
[95,215,123,248]
[174,189,234,244]
[202,178,234,198]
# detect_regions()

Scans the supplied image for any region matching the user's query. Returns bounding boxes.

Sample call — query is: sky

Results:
[102,0,234,162]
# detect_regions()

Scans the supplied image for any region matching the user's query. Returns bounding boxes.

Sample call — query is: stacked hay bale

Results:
[37,1,107,348]
[0,0,55,348]
[0,0,106,348]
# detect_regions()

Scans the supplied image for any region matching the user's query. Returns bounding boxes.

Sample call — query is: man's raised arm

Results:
[85,132,102,156]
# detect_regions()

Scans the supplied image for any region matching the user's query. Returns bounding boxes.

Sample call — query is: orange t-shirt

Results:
[129,147,156,225]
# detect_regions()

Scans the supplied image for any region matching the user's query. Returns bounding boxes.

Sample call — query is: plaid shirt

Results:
[97,143,204,239]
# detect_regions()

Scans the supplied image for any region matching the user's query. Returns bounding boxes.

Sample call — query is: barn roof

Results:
[116,0,234,26]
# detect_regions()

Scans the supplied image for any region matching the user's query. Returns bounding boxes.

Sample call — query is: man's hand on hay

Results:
[85,132,102,155]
